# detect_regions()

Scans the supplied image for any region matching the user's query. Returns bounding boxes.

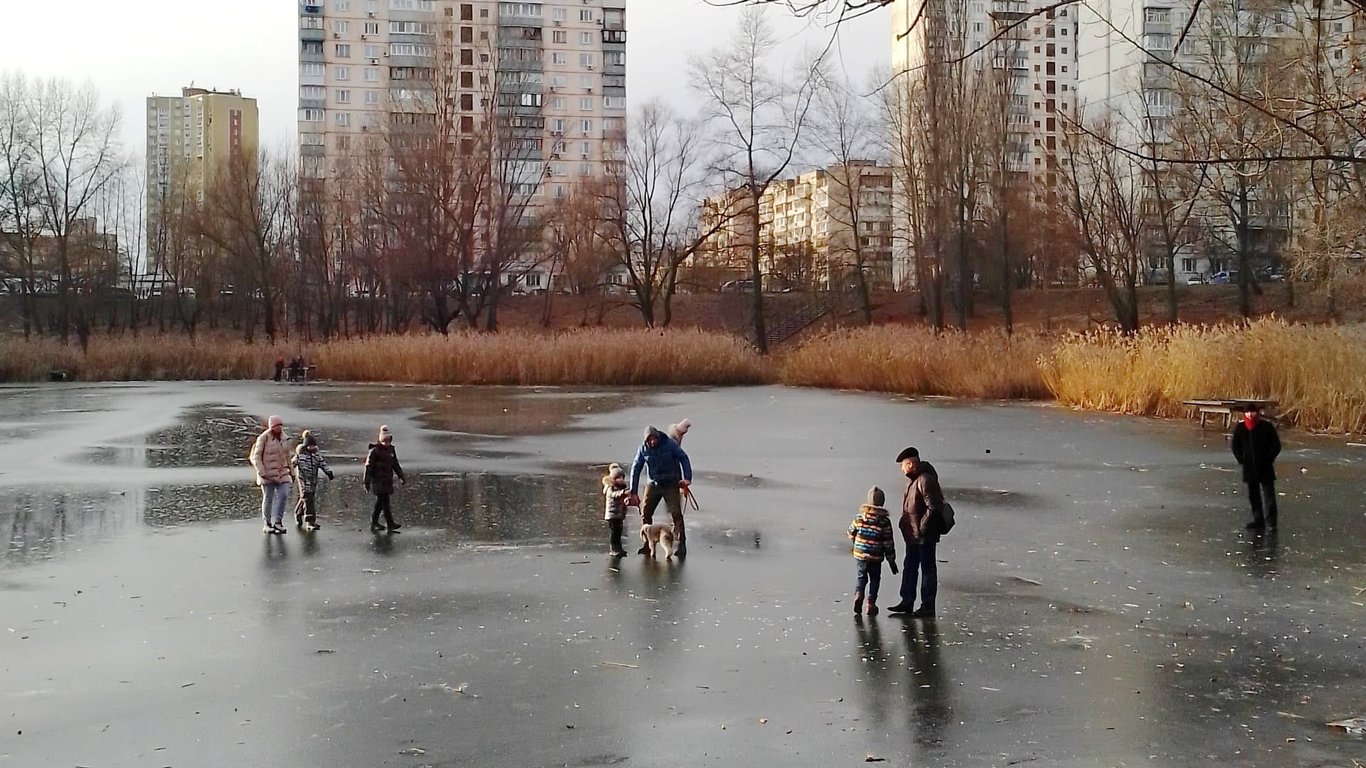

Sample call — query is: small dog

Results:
[639,522,677,560]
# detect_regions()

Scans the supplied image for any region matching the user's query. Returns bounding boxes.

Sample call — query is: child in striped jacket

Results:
[292,430,334,531]
[848,486,898,616]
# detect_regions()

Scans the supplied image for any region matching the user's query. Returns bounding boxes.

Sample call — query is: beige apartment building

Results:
[299,0,627,291]
[145,87,259,270]
[697,162,894,291]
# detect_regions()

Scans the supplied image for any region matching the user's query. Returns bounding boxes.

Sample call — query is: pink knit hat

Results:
[267,415,283,428]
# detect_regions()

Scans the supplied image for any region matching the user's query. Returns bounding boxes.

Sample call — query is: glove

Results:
[326,472,335,481]
[889,561,899,575]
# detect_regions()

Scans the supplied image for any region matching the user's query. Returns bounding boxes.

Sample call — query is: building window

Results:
[335,43,351,57]
[552,30,566,43]
[364,67,380,81]
[364,44,380,59]
[364,22,380,35]
[605,51,625,66]
[579,9,594,22]
[580,53,594,68]
[335,89,351,103]
[301,62,325,77]
[334,112,351,126]
[580,96,593,110]
[552,96,565,109]
[390,43,433,56]
[603,96,624,109]
[336,0,349,10]
[551,52,566,65]
[301,85,324,99]
[500,2,542,17]
[301,108,324,122]
[1144,7,1171,24]
[580,119,593,134]
[580,31,593,44]
[335,66,351,80]
[365,90,380,104]
[389,21,435,34]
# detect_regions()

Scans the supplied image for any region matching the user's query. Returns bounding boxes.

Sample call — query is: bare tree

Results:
[1062,114,1144,332]
[690,7,823,352]
[596,101,721,327]
[18,76,124,344]
[812,73,887,323]
[198,150,296,343]
[0,71,45,337]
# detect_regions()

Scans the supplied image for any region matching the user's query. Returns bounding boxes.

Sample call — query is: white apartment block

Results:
[1076,0,1360,280]
[298,0,627,288]
[698,162,895,290]
[146,87,259,271]
[888,0,1078,288]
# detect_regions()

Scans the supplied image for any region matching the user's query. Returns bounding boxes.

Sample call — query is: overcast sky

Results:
[0,0,889,154]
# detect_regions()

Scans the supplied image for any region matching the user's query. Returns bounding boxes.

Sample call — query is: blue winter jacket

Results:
[630,426,692,494]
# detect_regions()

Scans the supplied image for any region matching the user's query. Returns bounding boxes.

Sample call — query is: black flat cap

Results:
[895,446,920,462]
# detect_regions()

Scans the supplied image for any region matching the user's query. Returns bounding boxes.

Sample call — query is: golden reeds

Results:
[1042,319,1366,433]
[779,326,1053,400]
[0,328,770,387]
[3,319,1363,432]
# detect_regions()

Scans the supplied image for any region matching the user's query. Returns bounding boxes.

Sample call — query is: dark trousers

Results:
[855,559,883,601]
[294,490,316,525]
[1247,478,1278,526]
[372,494,395,527]
[608,518,624,553]
[642,483,685,541]
[900,539,938,609]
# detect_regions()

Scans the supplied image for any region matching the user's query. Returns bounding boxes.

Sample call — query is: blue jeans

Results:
[260,481,290,526]
[899,539,938,609]
[855,559,883,601]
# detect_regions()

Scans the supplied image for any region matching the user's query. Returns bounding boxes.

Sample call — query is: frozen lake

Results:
[1,381,1362,767]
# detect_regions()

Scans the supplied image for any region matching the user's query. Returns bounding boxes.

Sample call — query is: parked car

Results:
[1209,270,1238,285]
[1185,275,1206,285]
[720,279,755,294]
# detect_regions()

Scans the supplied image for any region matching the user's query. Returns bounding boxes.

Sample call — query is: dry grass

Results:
[0,328,770,387]
[309,329,770,386]
[778,326,1053,400]
[5,321,1364,433]
[1041,318,1366,433]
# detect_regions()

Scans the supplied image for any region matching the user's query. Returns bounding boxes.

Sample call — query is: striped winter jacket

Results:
[848,504,897,563]
[292,447,333,493]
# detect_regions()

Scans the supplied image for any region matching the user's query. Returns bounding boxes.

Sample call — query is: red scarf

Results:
[1243,414,1259,430]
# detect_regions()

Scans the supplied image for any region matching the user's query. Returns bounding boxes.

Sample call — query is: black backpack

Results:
[930,501,956,537]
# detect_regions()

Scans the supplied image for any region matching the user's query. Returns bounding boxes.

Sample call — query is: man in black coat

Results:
[1230,402,1282,530]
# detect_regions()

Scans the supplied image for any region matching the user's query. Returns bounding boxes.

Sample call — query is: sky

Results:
[0,0,890,156]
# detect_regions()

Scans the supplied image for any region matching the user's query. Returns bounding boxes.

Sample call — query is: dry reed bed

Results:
[1042,319,1366,433]
[310,329,770,386]
[0,329,769,387]
[779,326,1053,400]
[3,320,1363,433]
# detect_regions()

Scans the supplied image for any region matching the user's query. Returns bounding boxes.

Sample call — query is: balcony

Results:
[300,27,325,43]
[301,2,323,14]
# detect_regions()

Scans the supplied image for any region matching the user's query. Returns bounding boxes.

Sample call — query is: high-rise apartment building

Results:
[145,87,259,270]
[696,162,895,291]
[1076,1,1360,280]
[298,0,627,290]
[888,0,1078,288]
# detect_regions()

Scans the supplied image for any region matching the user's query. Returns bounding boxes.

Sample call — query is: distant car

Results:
[1209,270,1238,285]
[720,279,755,294]
[1185,275,1206,285]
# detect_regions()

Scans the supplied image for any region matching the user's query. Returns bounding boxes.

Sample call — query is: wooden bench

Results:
[1182,399,1278,430]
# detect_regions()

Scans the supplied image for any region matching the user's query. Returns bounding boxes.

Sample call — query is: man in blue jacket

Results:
[630,425,693,557]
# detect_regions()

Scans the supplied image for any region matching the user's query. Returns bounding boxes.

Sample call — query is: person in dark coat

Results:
[1230,402,1281,530]
[887,446,944,618]
[364,424,406,532]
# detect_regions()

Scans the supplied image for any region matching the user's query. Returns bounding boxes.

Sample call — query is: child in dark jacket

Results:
[363,424,406,532]
[602,463,631,557]
[292,430,334,531]
[848,486,898,616]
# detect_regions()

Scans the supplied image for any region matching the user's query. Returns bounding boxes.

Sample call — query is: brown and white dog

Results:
[639,522,677,560]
